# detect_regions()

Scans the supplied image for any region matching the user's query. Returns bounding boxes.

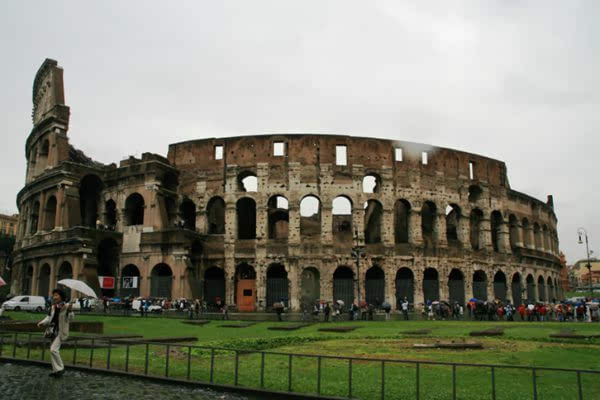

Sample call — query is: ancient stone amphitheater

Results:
[12,59,562,311]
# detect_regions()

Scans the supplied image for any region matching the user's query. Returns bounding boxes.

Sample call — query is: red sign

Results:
[98,276,115,289]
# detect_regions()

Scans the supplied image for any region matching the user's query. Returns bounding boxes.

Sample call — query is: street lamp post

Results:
[577,228,593,299]
[352,229,365,316]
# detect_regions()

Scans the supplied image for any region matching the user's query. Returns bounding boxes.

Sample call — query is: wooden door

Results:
[236,279,256,312]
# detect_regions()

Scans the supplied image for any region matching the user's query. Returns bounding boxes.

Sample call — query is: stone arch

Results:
[468,185,483,203]
[423,267,440,302]
[79,174,103,228]
[179,198,196,230]
[43,195,57,230]
[161,171,179,192]
[237,197,257,239]
[300,267,321,309]
[332,196,353,242]
[151,263,173,298]
[490,211,503,252]
[206,196,225,234]
[22,265,33,294]
[235,262,256,312]
[364,199,383,244]
[204,266,225,306]
[121,264,140,297]
[124,193,145,226]
[266,263,288,307]
[238,171,258,192]
[365,265,385,305]
[493,270,507,302]
[445,204,461,245]
[470,208,484,250]
[472,270,488,300]
[30,200,40,234]
[448,268,465,305]
[522,218,531,247]
[537,275,546,302]
[509,214,519,251]
[421,201,437,247]
[268,195,289,240]
[512,272,523,305]
[333,266,355,308]
[38,263,51,297]
[362,173,381,193]
[104,199,117,228]
[547,276,555,301]
[300,195,321,237]
[395,267,414,305]
[533,223,542,250]
[526,274,535,303]
[97,238,120,297]
[394,199,411,244]
[542,225,550,252]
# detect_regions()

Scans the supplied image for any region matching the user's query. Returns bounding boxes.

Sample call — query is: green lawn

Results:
[3,312,600,399]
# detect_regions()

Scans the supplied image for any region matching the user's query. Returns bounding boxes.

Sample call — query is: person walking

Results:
[401,298,409,320]
[37,289,74,377]
[324,302,331,322]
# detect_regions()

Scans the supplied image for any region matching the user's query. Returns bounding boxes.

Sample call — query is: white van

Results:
[1,295,47,312]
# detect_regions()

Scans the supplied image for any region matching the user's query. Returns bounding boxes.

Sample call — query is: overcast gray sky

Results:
[1,1,598,263]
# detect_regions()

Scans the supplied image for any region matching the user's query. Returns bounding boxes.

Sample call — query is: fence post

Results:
[288,354,293,392]
[317,356,322,395]
[106,339,112,370]
[416,362,420,400]
[491,366,496,400]
[89,338,95,367]
[165,344,170,378]
[26,333,31,359]
[209,348,215,383]
[234,350,239,386]
[260,352,265,388]
[381,360,385,400]
[532,368,537,400]
[186,346,192,380]
[577,371,583,400]
[144,343,149,375]
[452,365,456,400]
[125,344,130,373]
[348,359,353,398]
[72,339,78,365]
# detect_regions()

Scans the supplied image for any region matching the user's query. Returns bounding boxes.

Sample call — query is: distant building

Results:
[559,252,570,292]
[572,259,600,287]
[0,214,18,237]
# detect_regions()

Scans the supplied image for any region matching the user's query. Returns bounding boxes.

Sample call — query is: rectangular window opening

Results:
[421,151,428,165]
[395,148,403,162]
[214,145,223,160]
[469,162,475,180]
[273,141,285,156]
[336,145,347,166]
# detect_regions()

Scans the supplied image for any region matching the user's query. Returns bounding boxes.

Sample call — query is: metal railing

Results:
[1,332,598,399]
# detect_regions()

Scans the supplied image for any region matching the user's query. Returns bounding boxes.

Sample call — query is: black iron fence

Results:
[1,332,599,400]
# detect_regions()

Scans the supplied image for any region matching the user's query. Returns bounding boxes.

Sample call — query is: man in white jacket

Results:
[37,288,74,377]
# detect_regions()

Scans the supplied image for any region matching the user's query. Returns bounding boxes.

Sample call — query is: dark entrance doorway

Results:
[204,267,225,307]
[266,264,288,307]
[38,264,50,297]
[448,268,465,305]
[526,274,535,303]
[365,266,385,306]
[395,268,414,306]
[472,270,487,300]
[422,268,439,302]
[300,267,320,310]
[493,271,507,302]
[333,266,354,309]
[512,273,522,305]
[151,264,173,298]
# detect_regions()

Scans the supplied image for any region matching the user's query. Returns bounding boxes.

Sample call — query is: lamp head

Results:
[578,234,583,244]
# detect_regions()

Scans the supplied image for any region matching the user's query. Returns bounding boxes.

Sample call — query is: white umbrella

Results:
[336,300,345,306]
[58,279,98,299]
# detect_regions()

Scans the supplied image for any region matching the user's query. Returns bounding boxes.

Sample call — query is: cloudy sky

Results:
[1,1,598,263]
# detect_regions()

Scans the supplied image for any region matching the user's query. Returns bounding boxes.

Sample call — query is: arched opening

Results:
[300,267,320,309]
[547,276,554,301]
[124,193,145,226]
[333,266,355,308]
[423,268,439,302]
[57,262,73,299]
[179,199,196,230]
[509,214,519,251]
[30,201,40,234]
[79,174,103,228]
[104,199,117,229]
[395,268,414,305]
[512,273,523,305]
[300,195,321,237]
[542,225,550,251]
[207,196,225,234]
[235,263,256,312]
[237,198,256,239]
[468,185,483,203]
[493,271,507,302]
[445,204,461,245]
[526,274,535,303]
[121,264,140,298]
[490,211,503,252]
[522,219,531,248]
[534,223,542,250]
[537,275,546,301]
[266,264,288,307]
[163,196,177,227]
[470,209,484,250]
[554,277,560,300]
[472,270,488,300]
[204,267,225,307]
[332,196,353,242]
[151,264,173,298]
[22,265,33,294]
[238,171,258,192]
[161,171,179,192]
[448,268,465,305]
[365,266,385,306]
[364,200,383,244]
[362,174,381,193]
[38,264,51,297]
[43,196,57,231]
[394,199,411,244]
[268,195,289,240]
[421,201,437,247]
[97,238,119,297]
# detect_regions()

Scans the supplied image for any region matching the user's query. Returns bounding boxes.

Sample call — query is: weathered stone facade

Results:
[12,59,563,311]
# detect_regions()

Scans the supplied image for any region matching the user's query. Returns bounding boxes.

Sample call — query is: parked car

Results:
[1,295,47,312]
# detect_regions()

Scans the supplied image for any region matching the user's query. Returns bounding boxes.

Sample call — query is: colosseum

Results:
[11,59,563,311]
